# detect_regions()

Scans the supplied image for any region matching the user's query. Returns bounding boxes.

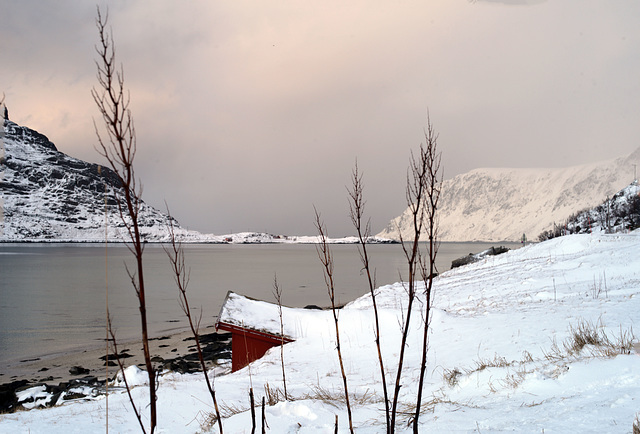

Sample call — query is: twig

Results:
[164,207,223,433]
[92,8,156,432]
[314,208,354,434]
[348,161,390,433]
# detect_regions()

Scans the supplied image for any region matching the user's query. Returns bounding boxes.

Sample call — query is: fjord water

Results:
[0,242,520,368]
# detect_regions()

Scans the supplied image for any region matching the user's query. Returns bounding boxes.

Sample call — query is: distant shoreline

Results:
[0,234,398,244]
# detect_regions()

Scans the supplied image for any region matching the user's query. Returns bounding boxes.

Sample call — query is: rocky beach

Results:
[0,328,231,413]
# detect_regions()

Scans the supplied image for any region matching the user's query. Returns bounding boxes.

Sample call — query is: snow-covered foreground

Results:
[2,231,639,433]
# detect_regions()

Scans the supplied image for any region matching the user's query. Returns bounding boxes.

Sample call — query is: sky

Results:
[1,0,639,236]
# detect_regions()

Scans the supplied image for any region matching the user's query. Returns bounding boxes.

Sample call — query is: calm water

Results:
[0,242,520,369]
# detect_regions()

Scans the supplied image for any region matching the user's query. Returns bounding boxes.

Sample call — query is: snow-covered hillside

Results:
[378,148,640,242]
[0,119,392,244]
[0,118,200,242]
[1,231,639,432]
[539,181,640,240]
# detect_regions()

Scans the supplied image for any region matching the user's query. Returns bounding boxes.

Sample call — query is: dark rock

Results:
[70,376,98,385]
[162,359,201,374]
[47,392,62,407]
[451,246,510,269]
[62,391,86,401]
[99,352,133,361]
[69,366,90,376]
[0,380,29,413]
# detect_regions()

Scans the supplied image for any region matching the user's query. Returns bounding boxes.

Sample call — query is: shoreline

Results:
[1,326,231,398]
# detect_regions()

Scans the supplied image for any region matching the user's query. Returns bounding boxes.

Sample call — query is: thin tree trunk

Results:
[348,161,390,433]
[92,8,156,432]
[413,117,442,432]
[165,213,223,433]
[314,209,354,434]
[272,274,288,400]
[390,142,430,432]
[250,388,256,434]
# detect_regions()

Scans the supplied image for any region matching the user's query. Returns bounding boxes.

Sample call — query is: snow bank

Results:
[1,231,639,433]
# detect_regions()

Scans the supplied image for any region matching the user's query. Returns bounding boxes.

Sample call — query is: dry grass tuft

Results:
[500,366,529,389]
[398,391,480,426]
[264,382,285,406]
[443,368,462,387]
[199,401,249,433]
[302,384,380,408]
[544,320,636,362]
[564,319,635,358]
[473,353,510,372]
[303,384,343,408]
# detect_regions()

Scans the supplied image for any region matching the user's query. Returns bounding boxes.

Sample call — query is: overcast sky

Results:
[1,1,639,236]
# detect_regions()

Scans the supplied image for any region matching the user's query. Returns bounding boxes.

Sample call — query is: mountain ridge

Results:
[377,148,640,242]
[0,118,198,242]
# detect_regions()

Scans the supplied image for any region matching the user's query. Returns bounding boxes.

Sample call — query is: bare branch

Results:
[272,274,288,400]
[108,315,147,434]
[391,119,437,432]
[347,161,390,433]
[313,208,354,434]
[92,7,156,432]
[413,113,442,433]
[164,207,223,433]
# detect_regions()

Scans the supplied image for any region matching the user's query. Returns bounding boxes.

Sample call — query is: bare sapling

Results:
[92,8,156,433]
[390,139,430,432]
[314,208,354,434]
[250,388,256,434]
[261,396,267,433]
[347,161,390,433]
[413,117,442,432]
[164,211,223,433]
[272,274,288,400]
[107,316,146,434]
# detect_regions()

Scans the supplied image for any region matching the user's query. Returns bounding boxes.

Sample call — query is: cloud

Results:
[471,0,547,5]
[1,0,639,235]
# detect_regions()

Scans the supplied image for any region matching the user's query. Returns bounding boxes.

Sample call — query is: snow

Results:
[113,366,149,388]
[378,147,640,242]
[218,291,332,339]
[1,231,639,433]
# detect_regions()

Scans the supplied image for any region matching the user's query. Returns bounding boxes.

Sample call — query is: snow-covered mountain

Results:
[0,118,205,242]
[378,148,640,242]
[0,118,390,243]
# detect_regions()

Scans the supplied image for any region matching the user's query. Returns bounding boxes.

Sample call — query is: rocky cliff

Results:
[0,119,195,241]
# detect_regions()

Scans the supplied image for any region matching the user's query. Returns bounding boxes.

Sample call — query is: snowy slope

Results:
[539,181,640,240]
[378,148,640,242]
[0,119,201,242]
[1,230,639,433]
